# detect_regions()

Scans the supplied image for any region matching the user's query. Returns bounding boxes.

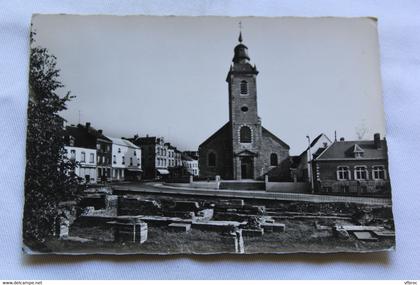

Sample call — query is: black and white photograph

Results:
[23,15,395,254]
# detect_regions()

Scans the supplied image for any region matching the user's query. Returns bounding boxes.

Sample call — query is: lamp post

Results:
[306,135,314,193]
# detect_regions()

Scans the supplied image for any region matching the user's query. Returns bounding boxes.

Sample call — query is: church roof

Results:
[198,122,231,148]
[262,126,290,149]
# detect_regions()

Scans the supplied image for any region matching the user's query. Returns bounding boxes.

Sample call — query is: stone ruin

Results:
[68,191,287,253]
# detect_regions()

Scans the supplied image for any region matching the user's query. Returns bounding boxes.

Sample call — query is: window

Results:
[270,153,278,166]
[134,150,136,156]
[122,156,125,165]
[96,144,100,150]
[130,157,133,166]
[355,151,363,158]
[337,166,350,180]
[240,80,248,95]
[241,106,248,112]
[354,166,368,180]
[372,165,386,180]
[89,153,94,163]
[70,150,76,160]
[113,155,116,164]
[118,148,121,153]
[81,151,86,162]
[208,152,216,167]
[239,126,252,143]
[106,145,110,152]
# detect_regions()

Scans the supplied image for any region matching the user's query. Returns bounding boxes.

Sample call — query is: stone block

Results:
[192,220,241,232]
[261,222,285,233]
[112,220,148,244]
[118,196,161,216]
[333,228,350,239]
[194,209,214,222]
[353,231,378,241]
[168,223,191,233]
[242,228,264,237]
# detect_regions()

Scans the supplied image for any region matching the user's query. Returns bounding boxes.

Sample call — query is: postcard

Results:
[23,15,395,254]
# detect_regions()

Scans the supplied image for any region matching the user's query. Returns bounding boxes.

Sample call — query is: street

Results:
[112,182,392,206]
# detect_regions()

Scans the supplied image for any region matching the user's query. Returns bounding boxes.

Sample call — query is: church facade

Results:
[199,33,290,181]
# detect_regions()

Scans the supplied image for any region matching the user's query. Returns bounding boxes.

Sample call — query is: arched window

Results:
[208,152,216,167]
[270,153,278,166]
[240,126,252,143]
[240,80,248,95]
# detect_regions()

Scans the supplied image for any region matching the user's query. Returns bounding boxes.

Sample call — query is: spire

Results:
[232,21,250,63]
[238,21,243,42]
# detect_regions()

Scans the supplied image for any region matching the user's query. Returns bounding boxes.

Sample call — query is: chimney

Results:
[340,137,345,142]
[86,122,91,129]
[374,133,381,148]
[98,129,103,134]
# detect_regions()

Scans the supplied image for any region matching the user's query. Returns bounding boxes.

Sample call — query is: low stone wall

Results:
[163,181,219,190]
[189,181,219,189]
[265,182,310,193]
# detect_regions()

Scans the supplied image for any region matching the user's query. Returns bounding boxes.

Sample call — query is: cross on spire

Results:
[238,21,243,43]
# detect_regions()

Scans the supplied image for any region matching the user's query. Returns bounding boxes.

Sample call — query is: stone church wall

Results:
[259,135,291,181]
[198,124,234,180]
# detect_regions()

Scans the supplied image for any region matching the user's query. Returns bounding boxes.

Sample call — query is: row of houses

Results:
[64,122,199,184]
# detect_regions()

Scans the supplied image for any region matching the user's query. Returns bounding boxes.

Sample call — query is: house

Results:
[174,149,183,167]
[182,152,199,177]
[313,133,391,197]
[293,133,332,185]
[65,122,112,183]
[198,32,290,180]
[107,136,142,181]
[64,135,97,184]
[127,135,170,179]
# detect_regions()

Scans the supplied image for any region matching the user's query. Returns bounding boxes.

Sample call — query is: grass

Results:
[37,192,395,254]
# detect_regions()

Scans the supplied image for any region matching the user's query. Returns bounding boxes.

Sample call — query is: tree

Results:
[23,30,81,248]
[355,119,369,140]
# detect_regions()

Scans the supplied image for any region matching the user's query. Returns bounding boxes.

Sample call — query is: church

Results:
[198,32,291,181]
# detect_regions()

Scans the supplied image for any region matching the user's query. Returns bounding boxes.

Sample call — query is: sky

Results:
[31,15,386,155]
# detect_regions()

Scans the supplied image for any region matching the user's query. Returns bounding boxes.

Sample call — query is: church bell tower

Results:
[226,31,262,179]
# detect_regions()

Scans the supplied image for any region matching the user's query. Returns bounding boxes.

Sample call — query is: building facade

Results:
[64,145,97,184]
[65,122,112,183]
[293,133,332,183]
[313,133,391,197]
[128,135,170,179]
[182,152,199,177]
[199,32,290,180]
[107,137,142,181]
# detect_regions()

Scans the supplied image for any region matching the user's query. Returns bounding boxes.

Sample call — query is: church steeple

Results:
[233,31,250,63]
